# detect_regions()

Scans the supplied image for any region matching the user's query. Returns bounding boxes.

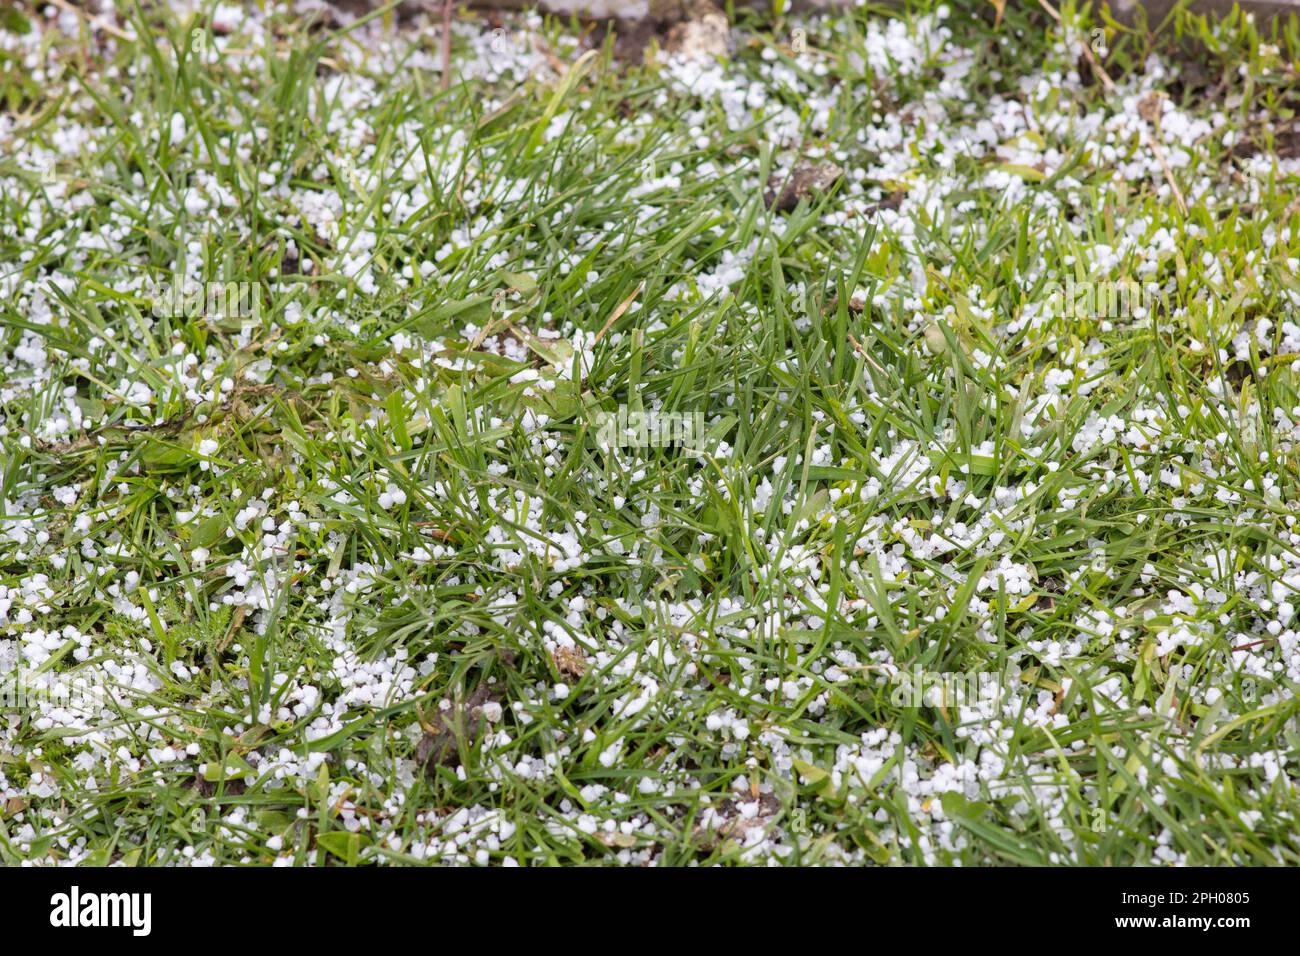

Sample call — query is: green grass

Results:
[1,0,1300,865]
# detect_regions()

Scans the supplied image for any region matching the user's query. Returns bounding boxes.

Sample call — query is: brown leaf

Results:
[1136,91,1164,125]
[664,6,731,62]
[417,683,501,775]
[764,162,844,212]
[552,645,589,679]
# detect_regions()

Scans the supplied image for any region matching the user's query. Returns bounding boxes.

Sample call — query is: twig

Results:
[1146,106,1188,216]
[594,281,644,344]
[1080,39,1115,93]
[847,332,886,376]
[440,0,453,90]
[1232,638,1275,652]
[46,0,131,41]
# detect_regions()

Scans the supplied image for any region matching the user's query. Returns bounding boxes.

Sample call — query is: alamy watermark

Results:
[149,274,262,321]
[1,669,109,715]
[889,663,1264,711]
[1042,277,1164,320]
[889,665,1019,709]
[593,406,706,452]
[50,886,151,936]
